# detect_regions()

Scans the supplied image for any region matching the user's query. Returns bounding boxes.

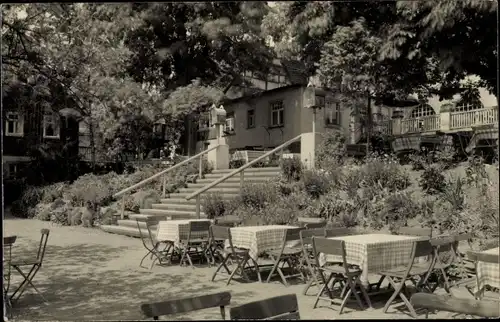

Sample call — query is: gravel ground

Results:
[4,218,474,320]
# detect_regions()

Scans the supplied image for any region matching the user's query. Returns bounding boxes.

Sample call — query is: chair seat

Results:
[224,248,249,255]
[10,258,41,267]
[269,247,303,256]
[379,263,431,277]
[181,238,209,245]
[321,264,362,275]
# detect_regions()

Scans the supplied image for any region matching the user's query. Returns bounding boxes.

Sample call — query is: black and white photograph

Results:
[2,1,499,320]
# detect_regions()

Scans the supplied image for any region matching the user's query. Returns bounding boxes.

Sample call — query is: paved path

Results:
[4,218,473,320]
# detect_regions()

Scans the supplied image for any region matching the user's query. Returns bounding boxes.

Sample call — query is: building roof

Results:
[280,59,308,85]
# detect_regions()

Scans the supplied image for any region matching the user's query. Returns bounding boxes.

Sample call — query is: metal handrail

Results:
[185,134,302,202]
[113,145,219,199]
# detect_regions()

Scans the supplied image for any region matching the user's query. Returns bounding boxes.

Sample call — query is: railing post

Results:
[121,194,126,220]
[196,195,201,219]
[239,171,244,195]
[198,155,203,179]
[162,174,167,198]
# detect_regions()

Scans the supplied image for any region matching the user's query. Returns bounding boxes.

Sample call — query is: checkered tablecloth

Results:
[229,225,299,261]
[475,247,500,293]
[156,219,212,247]
[319,234,426,285]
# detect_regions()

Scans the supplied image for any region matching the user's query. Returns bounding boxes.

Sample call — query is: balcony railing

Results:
[450,107,498,129]
[381,106,498,135]
[401,115,440,134]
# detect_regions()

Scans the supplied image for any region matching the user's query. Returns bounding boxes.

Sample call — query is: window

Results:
[5,112,23,136]
[325,101,341,126]
[225,112,235,133]
[315,95,325,108]
[270,101,284,127]
[454,103,482,112]
[247,109,255,128]
[410,105,436,118]
[43,111,60,138]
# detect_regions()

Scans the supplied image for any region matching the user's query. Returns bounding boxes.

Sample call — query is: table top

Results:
[158,219,212,225]
[231,225,298,232]
[328,233,424,244]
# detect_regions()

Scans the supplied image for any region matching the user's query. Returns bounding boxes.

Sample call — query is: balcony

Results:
[387,106,498,135]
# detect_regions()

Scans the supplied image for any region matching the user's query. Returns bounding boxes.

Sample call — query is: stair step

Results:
[116,219,158,230]
[160,196,236,204]
[173,192,240,198]
[139,208,206,219]
[204,172,279,179]
[100,225,150,238]
[196,177,272,184]
[151,203,197,211]
[129,214,169,222]
[188,182,242,189]
[177,187,240,194]
[212,167,280,174]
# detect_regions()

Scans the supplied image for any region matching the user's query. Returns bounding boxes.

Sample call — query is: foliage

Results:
[316,130,347,169]
[202,192,226,219]
[301,170,331,199]
[239,181,278,210]
[465,156,489,187]
[419,164,447,195]
[123,189,160,214]
[10,186,45,218]
[229,159,245,169]
[280,156,302,181]
[359,154,411,192]
[440,177,466,211]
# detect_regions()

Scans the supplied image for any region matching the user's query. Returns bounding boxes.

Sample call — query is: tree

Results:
[380,0,498,98]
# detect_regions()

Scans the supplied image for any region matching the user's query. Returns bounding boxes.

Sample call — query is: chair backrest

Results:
[284,228,303,242]
[430,236,456,265]
[312,237,347,270]
[141,291,231,320]
[3,236,17,246]
[410,293,500,318]
[37,229,50,263]
[187,220,211,241]
[325,228,357,238]
[230,294,300,320]
[398,227,432,238]
[300,228,326,247]
[297,217,324,224]
[137,219,157,247]
[210,225,234,250]
[466,250,499,264]
[305,222,327,229]
[215,215,242,227]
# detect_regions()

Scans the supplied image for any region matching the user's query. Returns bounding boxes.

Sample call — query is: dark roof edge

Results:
[221,84,304,105]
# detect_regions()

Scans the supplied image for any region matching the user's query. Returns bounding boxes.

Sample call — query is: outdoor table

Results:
[156,219,212,248]
[318,233,428,286]
[229,225,299,262]
[475,247,500,295]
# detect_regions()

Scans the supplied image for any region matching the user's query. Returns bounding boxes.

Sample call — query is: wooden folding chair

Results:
[449,233,475,286]
[465,250,500,301]
[179,221,211,268]
[266,228,305,286]
[10,229,49,304]
[378,239,435,318]
[210,225,261,284]
[215,216,243,227]
[425,236,456,293]
[230,294,300,320]
[397,227,433,238]
[137,219,173,269]
[141,291,231,320]
[410,293,500,319]
[3,236,17,317]
[299,228,327,295]
[311,237,371,314]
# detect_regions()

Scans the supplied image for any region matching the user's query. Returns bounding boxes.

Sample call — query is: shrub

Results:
[280,156,302,181]
[307,192,358,225]
[229,159,245,169]
[123,189,161,213]
[440,177,466,211]
[49,199,73,226]
[239,181,278,209]
[66,173,114,210]
[202,192,226,219]
[465,156,489,187]
[419,164,447,195]
[34,203,52,221]
[301,170,331,199]
[360,155,411,192]
[11,186,44,218]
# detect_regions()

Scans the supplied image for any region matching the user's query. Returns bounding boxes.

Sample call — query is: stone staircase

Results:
[100,167,281,238]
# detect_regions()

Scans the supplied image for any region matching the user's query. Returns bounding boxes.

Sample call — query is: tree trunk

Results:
[365,95,372,156]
